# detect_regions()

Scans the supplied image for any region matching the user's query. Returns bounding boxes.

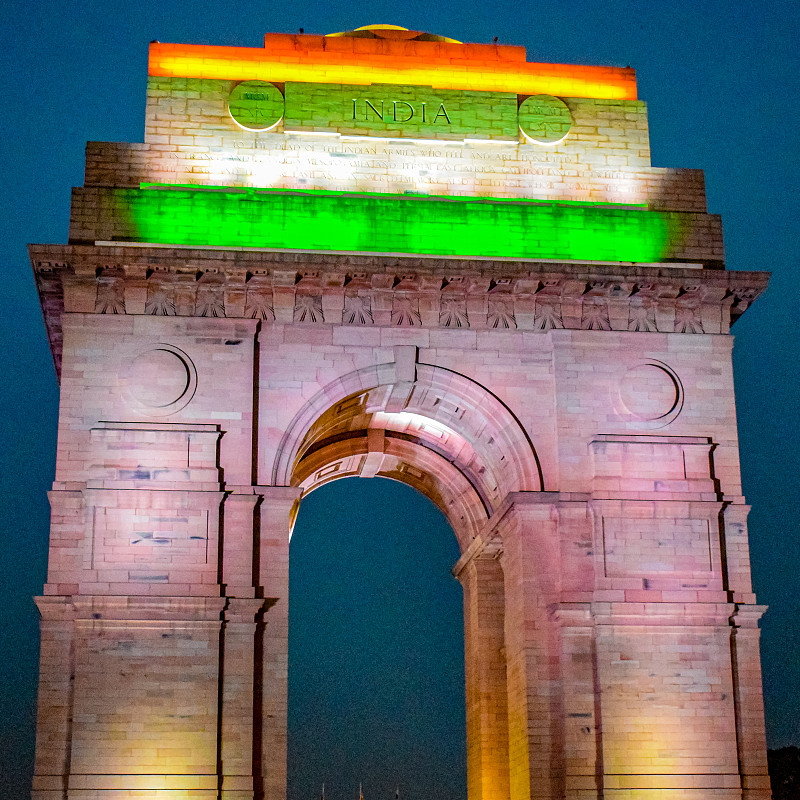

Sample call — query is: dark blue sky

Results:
[1,2,798,799]
[289,479,463,800]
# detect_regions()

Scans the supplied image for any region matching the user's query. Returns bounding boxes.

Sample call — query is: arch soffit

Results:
[272,360,543,546]
[293,436,489,552]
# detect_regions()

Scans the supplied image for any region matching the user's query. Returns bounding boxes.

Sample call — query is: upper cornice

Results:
[30,243,769,379]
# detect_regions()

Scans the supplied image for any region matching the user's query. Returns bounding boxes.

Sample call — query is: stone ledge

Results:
[30,243,769,381]
[35,595,227,621]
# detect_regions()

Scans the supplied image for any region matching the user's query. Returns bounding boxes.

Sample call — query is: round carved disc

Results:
[228,81,284,131]
[619,363,680,421]
[518,95,572,144]
[128,348,191,408]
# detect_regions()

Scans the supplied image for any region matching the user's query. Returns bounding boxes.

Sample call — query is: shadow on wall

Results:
[769,748,800,800]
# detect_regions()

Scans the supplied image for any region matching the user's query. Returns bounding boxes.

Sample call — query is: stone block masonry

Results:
[28,23,771,800]
[84,140,709,212]
[140,75,658,205]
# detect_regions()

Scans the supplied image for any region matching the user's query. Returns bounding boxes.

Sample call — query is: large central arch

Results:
[274,352,543,549]
[271,351,543,800]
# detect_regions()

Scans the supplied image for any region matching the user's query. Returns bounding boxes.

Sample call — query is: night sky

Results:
[1,2,798,799]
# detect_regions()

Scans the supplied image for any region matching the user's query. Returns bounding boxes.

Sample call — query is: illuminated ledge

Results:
[71,187,722,263]
[148,37,637,100]
[92,241,703,269]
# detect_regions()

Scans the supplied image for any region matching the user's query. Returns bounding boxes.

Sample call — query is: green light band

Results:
[139,183,649,210]
[97,187,697,262]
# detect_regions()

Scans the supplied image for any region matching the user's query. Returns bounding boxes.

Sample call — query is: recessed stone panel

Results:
[602,516,712,577]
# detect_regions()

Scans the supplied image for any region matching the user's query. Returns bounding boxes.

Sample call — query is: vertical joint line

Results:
[601,516,608,578]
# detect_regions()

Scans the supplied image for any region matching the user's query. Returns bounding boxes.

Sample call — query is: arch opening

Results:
[287,477,466,800]
[276,360,544,550]
[279,361,531,800]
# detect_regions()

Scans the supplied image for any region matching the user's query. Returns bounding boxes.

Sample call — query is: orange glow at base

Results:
[148,34,637,100]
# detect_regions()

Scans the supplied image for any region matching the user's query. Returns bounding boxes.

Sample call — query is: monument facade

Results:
[30,24,771,800]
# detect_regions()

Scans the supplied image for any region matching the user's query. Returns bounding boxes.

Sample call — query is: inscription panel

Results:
[148,134,650,205]
[283,82,519,141]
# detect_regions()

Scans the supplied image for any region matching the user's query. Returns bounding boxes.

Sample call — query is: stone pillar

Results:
[549,501,601,800]
[219,491,267,799]
[30,600,74,800]
[255,486,301,800]
[223,492,261,598]
[731,606,771,800]
[458,552,510,800]
[722,504,758,604]
[722,505,771,799]
[221,598,267,800]
[552,604,601,800]
[498,493,563,800]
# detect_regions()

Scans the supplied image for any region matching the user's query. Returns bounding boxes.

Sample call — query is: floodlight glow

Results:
[148,41,638,100]
[378,412,452,438]
[102,185,692,263]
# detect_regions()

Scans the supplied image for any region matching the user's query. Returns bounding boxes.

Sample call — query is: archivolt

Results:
[272,358,542,550]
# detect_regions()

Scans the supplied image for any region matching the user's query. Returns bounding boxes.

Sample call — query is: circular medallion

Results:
[228,81,284,131]
[619,362,683,423]
[518,95,572,144]
[122,345,197,415]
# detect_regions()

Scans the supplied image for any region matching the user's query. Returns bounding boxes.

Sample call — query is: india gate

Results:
[29,23,772,800]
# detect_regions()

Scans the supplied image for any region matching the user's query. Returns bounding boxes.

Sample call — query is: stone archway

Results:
[28,266,772,800]
[274,350,543,543]
[28,25,772,800]
[270,350,545,800]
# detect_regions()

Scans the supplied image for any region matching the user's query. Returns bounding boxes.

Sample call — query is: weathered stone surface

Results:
[29,25,770,800]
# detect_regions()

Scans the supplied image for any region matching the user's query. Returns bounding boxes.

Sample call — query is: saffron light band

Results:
[148,39,638,101]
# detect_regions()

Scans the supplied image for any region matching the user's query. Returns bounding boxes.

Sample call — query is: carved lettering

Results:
[147,137,649,206]
[393,100,414,122]
[364,100,384,120]
[433,104,451,124]
[351,99,451,125]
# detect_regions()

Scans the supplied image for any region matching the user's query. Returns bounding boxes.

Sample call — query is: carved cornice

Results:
[30,243,769,378]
